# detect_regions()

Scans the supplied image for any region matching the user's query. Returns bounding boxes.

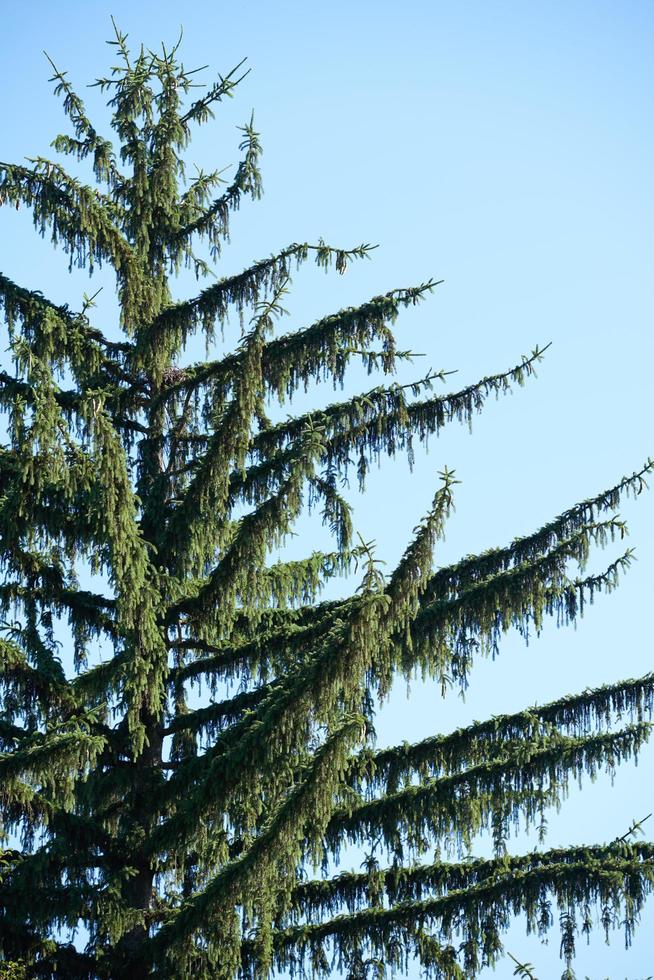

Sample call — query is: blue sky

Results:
[1,1,653,975]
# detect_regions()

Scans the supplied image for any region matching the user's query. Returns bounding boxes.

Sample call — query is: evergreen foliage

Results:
[0,26,652,979]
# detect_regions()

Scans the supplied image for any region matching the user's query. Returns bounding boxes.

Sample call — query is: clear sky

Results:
[1,1,653,975]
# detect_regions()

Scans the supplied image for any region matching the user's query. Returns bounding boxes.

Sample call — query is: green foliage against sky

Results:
[0,24,652,979]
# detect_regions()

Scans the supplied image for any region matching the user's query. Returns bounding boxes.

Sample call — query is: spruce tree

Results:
[0,26,652,980]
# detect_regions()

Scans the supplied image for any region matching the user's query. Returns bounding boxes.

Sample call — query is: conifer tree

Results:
[0,25,652,980]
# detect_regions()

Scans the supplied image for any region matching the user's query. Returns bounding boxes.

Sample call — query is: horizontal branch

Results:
[0,270,133,356]
[160,687,268,737]
[168,602,342,687]
[151,240,377,348]
[421,459,653,607]
[325,725,651,860]
[156,280,439,408]
[255,848,654,977]
[239,344,549,497]
[351,671,654,795]
[288,840,654,924]
[0,370,146,436]
[402,546,637,693]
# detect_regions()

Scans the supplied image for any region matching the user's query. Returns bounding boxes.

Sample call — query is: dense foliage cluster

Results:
[0,26,652,979]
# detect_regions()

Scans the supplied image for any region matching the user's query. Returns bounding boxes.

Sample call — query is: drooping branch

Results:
[155,279,439,412]
[236,344,550,499]
[168,602,340,689]
[420,459,653,607]
[254,847,654,978]
[399,546,637,694]
[350,672,654,796]
[0,160,132,273]
[325,725,652,861]
[0,271,133,359]
[150,240,377,352]
[287,841,654,924]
